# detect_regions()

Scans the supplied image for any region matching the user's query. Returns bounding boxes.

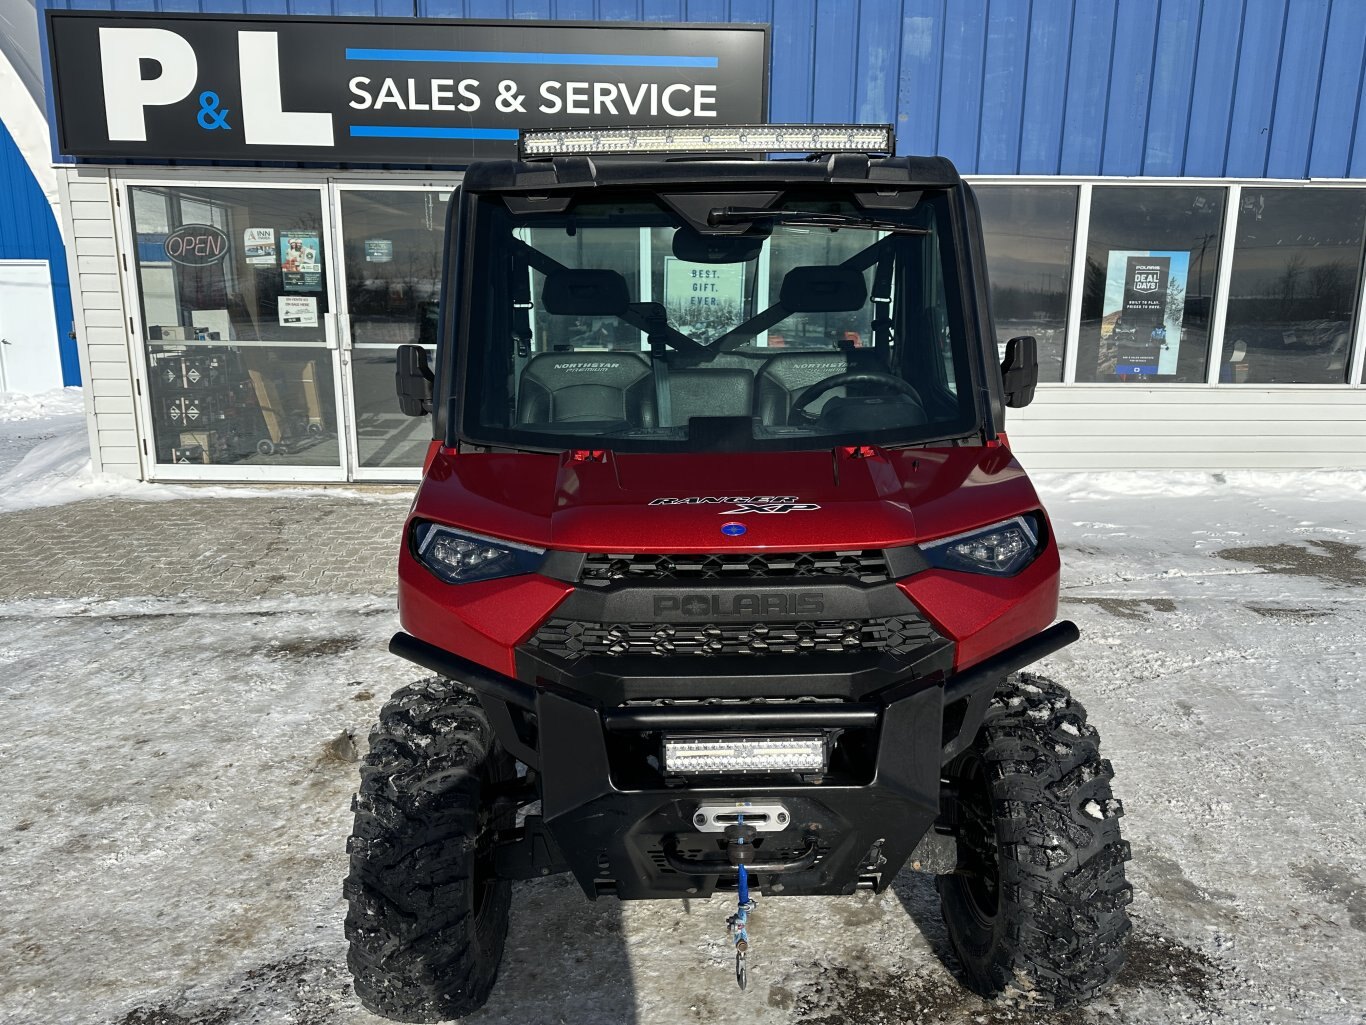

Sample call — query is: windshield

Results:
[458,188,980,452]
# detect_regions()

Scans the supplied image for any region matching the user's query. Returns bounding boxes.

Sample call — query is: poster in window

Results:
[663,258,744,336]
[280,232,322,291]
[365,239,394,263]
[278,295,318,327]
[244,227,276,265]
[1100,250,1189,377]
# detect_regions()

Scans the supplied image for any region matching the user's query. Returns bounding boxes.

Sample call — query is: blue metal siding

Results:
[38,0,1366,176]
[0,119,78,386]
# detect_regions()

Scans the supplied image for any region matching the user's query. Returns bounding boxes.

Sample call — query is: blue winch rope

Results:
[728,813,753,989]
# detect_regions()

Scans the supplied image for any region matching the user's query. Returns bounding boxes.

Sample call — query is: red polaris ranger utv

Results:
[345,125,1131,1021]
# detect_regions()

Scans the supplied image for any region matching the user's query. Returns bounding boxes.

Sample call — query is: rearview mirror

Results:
[672,227,765,264]
[1001,335,1038,408]
[395,344,434,417]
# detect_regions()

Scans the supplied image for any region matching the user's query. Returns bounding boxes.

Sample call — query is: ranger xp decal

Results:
[649,496,822,514]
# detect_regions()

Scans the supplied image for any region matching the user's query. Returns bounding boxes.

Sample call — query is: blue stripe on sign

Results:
[349,126,521,140]
[345,49,718,68]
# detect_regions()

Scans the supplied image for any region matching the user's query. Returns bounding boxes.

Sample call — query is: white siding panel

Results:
[81,290,125,311]
[72,228,117,251]
[79,273,121,295]
[83,309,125,328]
[1010,387,1366,470]
[97,428,139,450]
[66,181,112,203]
[60,166,140,478]
[90,379,132,397]
[99,448,143,475]
[87,354,131,375]
[74,236,117,258]
[93,396,135,415]
[84,327,129,349]
[77,255,119,276]
[69,200,112,222]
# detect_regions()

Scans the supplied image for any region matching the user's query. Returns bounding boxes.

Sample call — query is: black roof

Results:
[461,153,961,192]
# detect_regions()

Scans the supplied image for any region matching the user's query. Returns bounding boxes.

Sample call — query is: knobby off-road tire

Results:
[344,678,515,1022]
[937,672,1133,1007]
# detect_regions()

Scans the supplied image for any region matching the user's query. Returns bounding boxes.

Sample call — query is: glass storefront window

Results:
[338,189,451,469]
[1077,185,1225,383]
[130,185,339,468]
[975,185,1077,382]
[1222,188,1365,384]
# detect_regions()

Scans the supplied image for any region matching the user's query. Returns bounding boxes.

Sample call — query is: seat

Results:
[754,351,860,425]
[516,351,656,427]
[662,367,754,426]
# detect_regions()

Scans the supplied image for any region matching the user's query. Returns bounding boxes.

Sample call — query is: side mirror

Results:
[1001,335,1038,408]
[395,343,434,417]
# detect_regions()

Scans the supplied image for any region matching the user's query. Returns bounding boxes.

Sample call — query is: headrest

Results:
[541,269,630,316]
[522,350,650,386]
[779,266,867,313]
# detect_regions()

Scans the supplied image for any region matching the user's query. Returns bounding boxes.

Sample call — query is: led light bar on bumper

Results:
[518,124,896,158]
[412,522,544,584]
[662,735,828,775]
[920,515,1044,576]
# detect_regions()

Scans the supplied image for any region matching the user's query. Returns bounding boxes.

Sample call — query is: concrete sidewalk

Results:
[0,491,412,602]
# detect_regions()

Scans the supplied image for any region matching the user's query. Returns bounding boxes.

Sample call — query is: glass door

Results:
[123,181,349,480]
[332,184,458,480]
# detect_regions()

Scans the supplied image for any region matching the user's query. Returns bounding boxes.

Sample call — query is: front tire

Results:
[344,679,515,1022]
[938,672,1132,1007]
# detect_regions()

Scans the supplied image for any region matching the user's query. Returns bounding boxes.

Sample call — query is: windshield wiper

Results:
[708,208,930,235]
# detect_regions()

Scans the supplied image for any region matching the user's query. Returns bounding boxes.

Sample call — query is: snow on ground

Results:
[0,388,86,480]
[0,390,384,512]
[0,404,1364,1024]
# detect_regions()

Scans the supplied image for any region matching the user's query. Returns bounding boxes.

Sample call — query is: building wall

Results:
[41,0,1366,180]
[1007,386,1366,471]
[0,116,77,386]
[40,0,1366,477]
[51,167,133,474]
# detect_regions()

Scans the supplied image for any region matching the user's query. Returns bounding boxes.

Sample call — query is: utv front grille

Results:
[528,614,933,659]
[579,550,890,586]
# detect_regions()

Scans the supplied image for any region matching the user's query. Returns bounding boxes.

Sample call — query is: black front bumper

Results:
[390,622,1078,900]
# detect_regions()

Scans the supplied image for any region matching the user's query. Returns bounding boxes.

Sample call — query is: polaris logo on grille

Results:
[653,593,826,617]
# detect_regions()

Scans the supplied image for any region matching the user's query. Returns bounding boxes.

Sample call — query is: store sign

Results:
[163,224,229,267]
[45,12,768,164]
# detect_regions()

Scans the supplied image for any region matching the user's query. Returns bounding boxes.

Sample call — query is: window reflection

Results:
[1078,186,1224,383]
[975,185,1077,382]
[130,186,338,468]
[1222,188,1365,384]
[339,189,453,469]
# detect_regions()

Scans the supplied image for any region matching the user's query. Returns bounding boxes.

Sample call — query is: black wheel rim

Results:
[954,752,1001,925]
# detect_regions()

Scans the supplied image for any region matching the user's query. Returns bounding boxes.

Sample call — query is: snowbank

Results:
[0,386,85,423]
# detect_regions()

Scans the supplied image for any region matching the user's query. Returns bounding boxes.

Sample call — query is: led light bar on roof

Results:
[518,124,895,158]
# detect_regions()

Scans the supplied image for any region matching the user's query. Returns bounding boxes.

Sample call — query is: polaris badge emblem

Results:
[720,522,747,536]
[654,592,826,617]
[649,496,821,514]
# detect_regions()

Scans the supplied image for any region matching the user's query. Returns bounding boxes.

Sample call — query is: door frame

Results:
[327,179,461,482]
[113,173,351,482]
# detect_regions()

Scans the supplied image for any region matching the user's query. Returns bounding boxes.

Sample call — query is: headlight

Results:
[920,515,1043,576]
[412,522,545,584]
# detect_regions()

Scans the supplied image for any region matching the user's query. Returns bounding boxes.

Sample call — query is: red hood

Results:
[412,445,1043,552]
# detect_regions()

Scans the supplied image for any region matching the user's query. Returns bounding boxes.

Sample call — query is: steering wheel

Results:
[790,371,922,423]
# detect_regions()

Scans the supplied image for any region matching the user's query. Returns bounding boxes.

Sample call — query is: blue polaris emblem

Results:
[721,522,747,537]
